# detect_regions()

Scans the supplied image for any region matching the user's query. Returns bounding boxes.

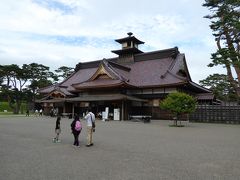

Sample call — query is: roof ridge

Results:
[160,53,191,82]
[135,47,178,57]
[160,58,175,79]
[107,60,131,71]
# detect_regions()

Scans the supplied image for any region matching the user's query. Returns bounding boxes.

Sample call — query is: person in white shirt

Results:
[35,109,38,116]
[39,109,43,116]
[84,108,95,147]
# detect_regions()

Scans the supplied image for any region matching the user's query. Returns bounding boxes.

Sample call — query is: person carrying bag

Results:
[84,108,96,147]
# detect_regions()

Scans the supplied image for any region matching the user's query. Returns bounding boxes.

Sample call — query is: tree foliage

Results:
[23,63,58,102]
[0,64,31,113]
[0,63,64,114]
[160,92,197,126]
[55,66,74,80]
[199,73,237,100]
[203,0,240,98]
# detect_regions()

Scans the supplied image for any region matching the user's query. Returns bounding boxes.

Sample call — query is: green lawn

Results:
[0,112,27,116]
[0,101,27,114]
[0,102,12,112]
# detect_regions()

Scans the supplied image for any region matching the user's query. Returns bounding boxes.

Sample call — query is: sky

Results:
[0,0,226,83]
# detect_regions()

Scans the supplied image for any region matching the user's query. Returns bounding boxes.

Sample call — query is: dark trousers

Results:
[73,132,80,146]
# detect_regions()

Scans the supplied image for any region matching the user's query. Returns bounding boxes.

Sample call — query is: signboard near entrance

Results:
[102,107,109,121]
[114,108,120,120]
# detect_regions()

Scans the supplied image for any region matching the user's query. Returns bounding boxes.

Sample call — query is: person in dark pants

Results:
[53,115,61,143]
[71,115,82,147]
[26,109,29,116]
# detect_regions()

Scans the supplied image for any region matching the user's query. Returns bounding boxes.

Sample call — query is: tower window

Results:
[122,42,128,48]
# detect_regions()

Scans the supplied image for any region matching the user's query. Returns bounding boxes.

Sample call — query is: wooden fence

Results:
[189,105,240,124]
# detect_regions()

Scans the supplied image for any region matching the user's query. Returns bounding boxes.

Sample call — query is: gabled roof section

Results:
[49,90,66,98]
[38,84,56,94]
[88,59,129,82]
[72,59,133,90]
[38,83,74,96]
[53,87,74,96]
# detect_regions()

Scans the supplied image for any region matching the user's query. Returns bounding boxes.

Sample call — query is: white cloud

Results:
[0,0,226,82]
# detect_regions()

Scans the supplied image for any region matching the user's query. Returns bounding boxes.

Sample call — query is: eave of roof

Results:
[36,98,66,103]
[115,36,144,44]
[66,94,147,102]
[73,80,136,90]
[188,81,212,93]
[137,82,188,88]
[112,47,143,55]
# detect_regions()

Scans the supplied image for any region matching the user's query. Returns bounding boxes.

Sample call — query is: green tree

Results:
[55,66,74,80]
[0,63,58,113]
[23,63,58,102]
[199,73,237,101]
[203,0,240,98]
[0,64,29,113]
[160,92,197,126]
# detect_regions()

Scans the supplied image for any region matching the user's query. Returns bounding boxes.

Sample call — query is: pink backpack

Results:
[75,121,82,131]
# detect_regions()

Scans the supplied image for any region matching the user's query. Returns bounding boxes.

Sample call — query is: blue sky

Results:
[0,0,225,83]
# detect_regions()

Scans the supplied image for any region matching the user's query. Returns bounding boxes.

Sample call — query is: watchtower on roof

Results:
[112,32,144,64]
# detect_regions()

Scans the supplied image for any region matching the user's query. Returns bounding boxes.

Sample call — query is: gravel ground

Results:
[0,116,240,180]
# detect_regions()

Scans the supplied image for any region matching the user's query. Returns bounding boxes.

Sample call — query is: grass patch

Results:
[0,112,14,115]
[0,101,27,114]
[0,102,12,112]
[0,112,28,116]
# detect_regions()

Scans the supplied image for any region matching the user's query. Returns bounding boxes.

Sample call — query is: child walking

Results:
[71,115,82,147]
[53,116,61,143]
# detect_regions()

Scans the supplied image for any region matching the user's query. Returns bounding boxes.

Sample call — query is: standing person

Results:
[35,109,38,116]
[26,109,29,116]
[71,115,82,147]
[84,108,95,147]
[50,108,54,117]
[39,109,43,116]
[53,116,61,143]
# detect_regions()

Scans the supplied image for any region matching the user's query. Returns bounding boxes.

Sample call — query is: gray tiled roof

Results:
[38,47,209,95]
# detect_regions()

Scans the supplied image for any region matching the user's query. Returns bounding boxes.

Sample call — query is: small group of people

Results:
[26,109,43,116]
[53,108,96,147]
[50,108,58,117]
[34,109,43,116]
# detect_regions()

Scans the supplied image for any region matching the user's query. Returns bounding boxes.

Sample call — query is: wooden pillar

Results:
[63,103,66,113]
[121,100,124,121]
[72,103,75,116]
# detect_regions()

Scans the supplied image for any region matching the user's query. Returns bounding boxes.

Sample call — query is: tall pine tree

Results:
[203,0,240,99]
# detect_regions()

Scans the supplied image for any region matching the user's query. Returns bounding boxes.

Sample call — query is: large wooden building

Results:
[38,33,214,120]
